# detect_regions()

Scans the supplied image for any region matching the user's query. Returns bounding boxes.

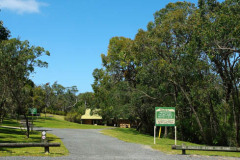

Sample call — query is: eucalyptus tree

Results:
[33,86,46,112]
[93,37,136,125]
[0,21,10,123]
[0,20,10,41]
[101,37,136,86]
[39,82,79,114]
[92,68,115,122]
[92,0,240,146]
[198,0,240,146]
[132,2,208,138]
[131,0,235,145]
[0,38,49,137]
[63,86,78,112]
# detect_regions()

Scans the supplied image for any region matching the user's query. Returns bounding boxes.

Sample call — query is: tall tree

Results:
[0,20,10,41]
[92,0,240,146]
[0,38,49,137]
[0,20,10,123]
[198,0,240,146]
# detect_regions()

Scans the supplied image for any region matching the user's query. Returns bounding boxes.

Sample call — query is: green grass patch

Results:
[2,113,109,129]
[0,127,68,157]
[41,113,65,121]
[1,118,20,127]
[33,113,109,129]
[101,128,240,158]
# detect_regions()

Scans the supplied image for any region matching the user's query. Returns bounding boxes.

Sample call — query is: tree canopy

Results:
[92,0,240,146]
[0,20,50,137]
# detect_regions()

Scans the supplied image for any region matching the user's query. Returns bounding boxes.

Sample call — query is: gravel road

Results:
[1,128,239,160]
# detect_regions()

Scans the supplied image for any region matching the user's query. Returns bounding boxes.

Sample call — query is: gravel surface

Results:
[1,128,240,160]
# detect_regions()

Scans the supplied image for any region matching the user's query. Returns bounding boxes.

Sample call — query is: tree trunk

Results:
[24,113,30,138]
[170,80,208,143]
[208,96,218,136]
[232,89,240,147]
[164,126,168,138]
[0,99,6,124]
[234,82,240,147]
[136,122,142,132]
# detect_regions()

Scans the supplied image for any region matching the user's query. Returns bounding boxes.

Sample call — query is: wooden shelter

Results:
[81,109,102,125]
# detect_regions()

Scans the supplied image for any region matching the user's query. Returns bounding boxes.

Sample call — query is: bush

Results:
[55,111,66,116]
[65,112,81,123]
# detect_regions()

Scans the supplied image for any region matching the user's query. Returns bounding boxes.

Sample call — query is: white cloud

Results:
[0,0,48,14]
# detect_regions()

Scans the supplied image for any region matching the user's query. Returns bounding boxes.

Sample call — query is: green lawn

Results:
[0,113,108,157]
[33,113,109,129]
[101,128,240,158]
[0,127,68,156]
[1,118,19,127]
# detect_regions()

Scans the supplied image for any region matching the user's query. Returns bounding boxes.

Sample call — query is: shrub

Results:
[65,112,81,123]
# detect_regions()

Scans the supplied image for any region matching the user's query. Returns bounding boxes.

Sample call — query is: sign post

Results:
[154,126,156,144]
[175,126,177,145]
[29,108,37,131]
[155,107,176,144]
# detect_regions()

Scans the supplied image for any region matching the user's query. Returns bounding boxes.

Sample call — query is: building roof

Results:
[81,108,102,120]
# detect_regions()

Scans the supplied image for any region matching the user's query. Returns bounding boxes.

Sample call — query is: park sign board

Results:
[29,108,37,114]
[155,107,175,126]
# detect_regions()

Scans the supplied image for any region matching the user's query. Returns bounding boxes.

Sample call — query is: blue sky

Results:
[0,0,204,93]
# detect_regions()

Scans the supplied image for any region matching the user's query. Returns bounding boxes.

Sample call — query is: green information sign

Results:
[155,107,175,126]
[29,108,37,114]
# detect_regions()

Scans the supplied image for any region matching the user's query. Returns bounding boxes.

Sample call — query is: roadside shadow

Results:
[47,137,64,142]
[0,148,13,153]
[0,128,23,135]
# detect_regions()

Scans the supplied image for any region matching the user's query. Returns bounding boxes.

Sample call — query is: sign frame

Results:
[155,107,175,127]
[154,107,176,145]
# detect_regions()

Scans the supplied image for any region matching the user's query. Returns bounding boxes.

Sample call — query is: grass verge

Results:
[0,127,68,157]
[0,114,108,157]
[101,128,240,158]
[1,118,19,127]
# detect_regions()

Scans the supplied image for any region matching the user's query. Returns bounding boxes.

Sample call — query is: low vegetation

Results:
[64,111,82,123]
[0,119,68,157]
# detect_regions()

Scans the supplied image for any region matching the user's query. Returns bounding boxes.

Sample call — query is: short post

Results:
[182,149,186,155]
[158,126,161,139]
[31,122,33,131]
[41,131,47,143]
[45,146,50,153]
[32,112,33,128]
[182,143,186,155]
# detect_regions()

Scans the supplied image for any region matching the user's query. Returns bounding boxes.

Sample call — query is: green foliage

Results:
[0,15,50,138]
[0,20,10,41]
[65,111,81,123]
[32,82,79,115]
[92,0,240,147]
